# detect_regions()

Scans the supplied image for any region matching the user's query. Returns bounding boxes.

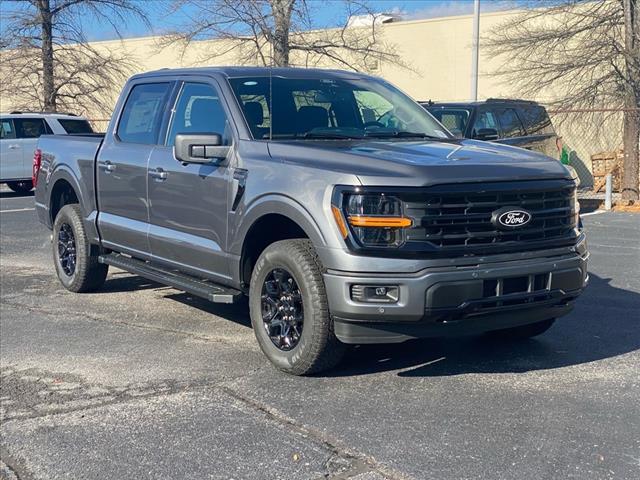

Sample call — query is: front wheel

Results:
[53,204,108,292]
[7,180,33,193]
[486,318,556,340]
[249,239,345,375]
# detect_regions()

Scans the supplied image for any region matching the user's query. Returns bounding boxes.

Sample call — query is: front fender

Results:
[230,194,327,254]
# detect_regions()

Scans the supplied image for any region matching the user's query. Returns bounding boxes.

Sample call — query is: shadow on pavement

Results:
[98,271,252,328]
[95,269,639,378]
[325,274,640,377]
[0,190,34,199]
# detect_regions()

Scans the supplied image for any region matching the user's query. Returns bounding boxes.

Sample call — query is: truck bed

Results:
[34,134,105,230]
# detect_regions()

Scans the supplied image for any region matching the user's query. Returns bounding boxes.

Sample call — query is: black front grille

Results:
[402,180,578,256]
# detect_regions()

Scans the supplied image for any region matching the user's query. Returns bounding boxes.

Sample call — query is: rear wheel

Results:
[7,180,33,193]
[53,204,108,292]
[249,239,345,375]
[486,318,556,340]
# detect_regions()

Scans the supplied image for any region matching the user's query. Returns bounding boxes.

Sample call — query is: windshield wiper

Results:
[365,131,445,140]
[303,131,364,140]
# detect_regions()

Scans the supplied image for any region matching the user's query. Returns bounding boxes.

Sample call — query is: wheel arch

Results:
[235,196,327,289]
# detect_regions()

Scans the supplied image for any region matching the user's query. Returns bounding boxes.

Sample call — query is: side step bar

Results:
[98,253,242,304]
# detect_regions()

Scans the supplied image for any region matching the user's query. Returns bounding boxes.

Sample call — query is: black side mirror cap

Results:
[174,133,230,164]
[474,128,499,141]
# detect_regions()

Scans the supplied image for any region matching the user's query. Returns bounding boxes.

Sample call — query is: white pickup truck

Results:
[0,112,93,193]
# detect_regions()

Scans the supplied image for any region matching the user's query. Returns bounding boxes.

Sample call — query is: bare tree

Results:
[486,0,640,201]
[163,0,403,72]
[0,0,148,116]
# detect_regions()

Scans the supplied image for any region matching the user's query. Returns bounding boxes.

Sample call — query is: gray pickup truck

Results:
[34,67,588,375]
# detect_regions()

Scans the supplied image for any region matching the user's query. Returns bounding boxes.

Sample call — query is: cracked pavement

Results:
[1,189,639,479]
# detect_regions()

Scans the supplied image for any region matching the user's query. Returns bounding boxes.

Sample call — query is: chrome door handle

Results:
[148,168,168,181]
[99,161,116,172]
[8,144,19,150]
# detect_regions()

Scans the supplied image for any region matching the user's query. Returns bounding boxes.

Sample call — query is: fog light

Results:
[351,285,399,303]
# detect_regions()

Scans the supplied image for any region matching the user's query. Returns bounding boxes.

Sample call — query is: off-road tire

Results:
[53,204,108,292]
[486,318,556,340]
[249,239,346,375]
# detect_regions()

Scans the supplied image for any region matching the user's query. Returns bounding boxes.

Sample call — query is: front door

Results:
[147,81,234,282]
[96,81,173,258]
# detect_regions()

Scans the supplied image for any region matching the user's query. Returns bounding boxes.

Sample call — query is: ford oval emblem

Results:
[492,207,532,229]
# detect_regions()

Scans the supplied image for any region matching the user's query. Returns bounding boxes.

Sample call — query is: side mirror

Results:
[474,128,499,141]
[174,133,230,164]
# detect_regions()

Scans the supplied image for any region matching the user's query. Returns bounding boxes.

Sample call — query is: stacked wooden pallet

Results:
[591,149,623,192]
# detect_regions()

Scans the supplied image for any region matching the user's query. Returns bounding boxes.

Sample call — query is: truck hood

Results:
[267,138,572,187]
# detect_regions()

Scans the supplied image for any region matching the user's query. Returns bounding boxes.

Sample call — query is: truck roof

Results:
[134,66,377,81]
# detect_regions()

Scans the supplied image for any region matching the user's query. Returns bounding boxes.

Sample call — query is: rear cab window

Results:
[117,82,172,144]
[58,119,94,134]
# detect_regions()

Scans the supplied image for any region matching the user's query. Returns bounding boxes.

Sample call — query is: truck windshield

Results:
[228,76,451,141]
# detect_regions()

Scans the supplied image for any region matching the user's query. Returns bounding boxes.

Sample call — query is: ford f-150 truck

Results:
[35,67,588,375]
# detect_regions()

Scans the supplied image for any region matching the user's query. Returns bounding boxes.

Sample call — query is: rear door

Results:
[146,79,234,281]
[0,118,22,180]
[96,81,174,258]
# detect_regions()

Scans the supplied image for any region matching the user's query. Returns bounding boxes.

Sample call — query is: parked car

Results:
[0,112,93,193]
[34,67,588,375]
[421,99,560,159]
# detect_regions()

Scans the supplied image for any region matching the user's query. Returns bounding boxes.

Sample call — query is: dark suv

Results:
[422,99,560,159]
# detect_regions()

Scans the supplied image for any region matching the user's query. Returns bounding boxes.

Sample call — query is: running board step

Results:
[98,253,242,304]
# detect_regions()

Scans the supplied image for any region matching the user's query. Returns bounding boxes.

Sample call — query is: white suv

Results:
[0,112,94,193]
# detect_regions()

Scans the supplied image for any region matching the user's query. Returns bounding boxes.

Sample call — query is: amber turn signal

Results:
[347,216,413,228]
[332,206,349,238]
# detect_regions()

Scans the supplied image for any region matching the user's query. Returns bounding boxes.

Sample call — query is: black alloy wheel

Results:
[57,223,77,276]
[261,268,304,351]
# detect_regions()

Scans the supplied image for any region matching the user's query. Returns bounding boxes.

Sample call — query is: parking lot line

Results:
[0,208,35,213]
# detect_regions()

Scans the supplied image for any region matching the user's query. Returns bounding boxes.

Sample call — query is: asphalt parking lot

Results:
[1,187,639,480]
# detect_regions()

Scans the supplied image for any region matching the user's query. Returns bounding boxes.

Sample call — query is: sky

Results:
[77,0,521,41]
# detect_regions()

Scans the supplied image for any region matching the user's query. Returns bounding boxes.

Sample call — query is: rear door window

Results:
[117,82,171,144]
[58,119,94,134]
[496,108,525,138]
[14,118,50,138]
[518,105,554,135]
[0,119,16,139]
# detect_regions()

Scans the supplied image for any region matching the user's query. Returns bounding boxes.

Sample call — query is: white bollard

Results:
[604,174,612,210]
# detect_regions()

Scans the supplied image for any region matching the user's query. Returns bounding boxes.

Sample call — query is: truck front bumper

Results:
[323,241,589,344]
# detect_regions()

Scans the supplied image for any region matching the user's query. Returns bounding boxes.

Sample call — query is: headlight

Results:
[333,193,412,247]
